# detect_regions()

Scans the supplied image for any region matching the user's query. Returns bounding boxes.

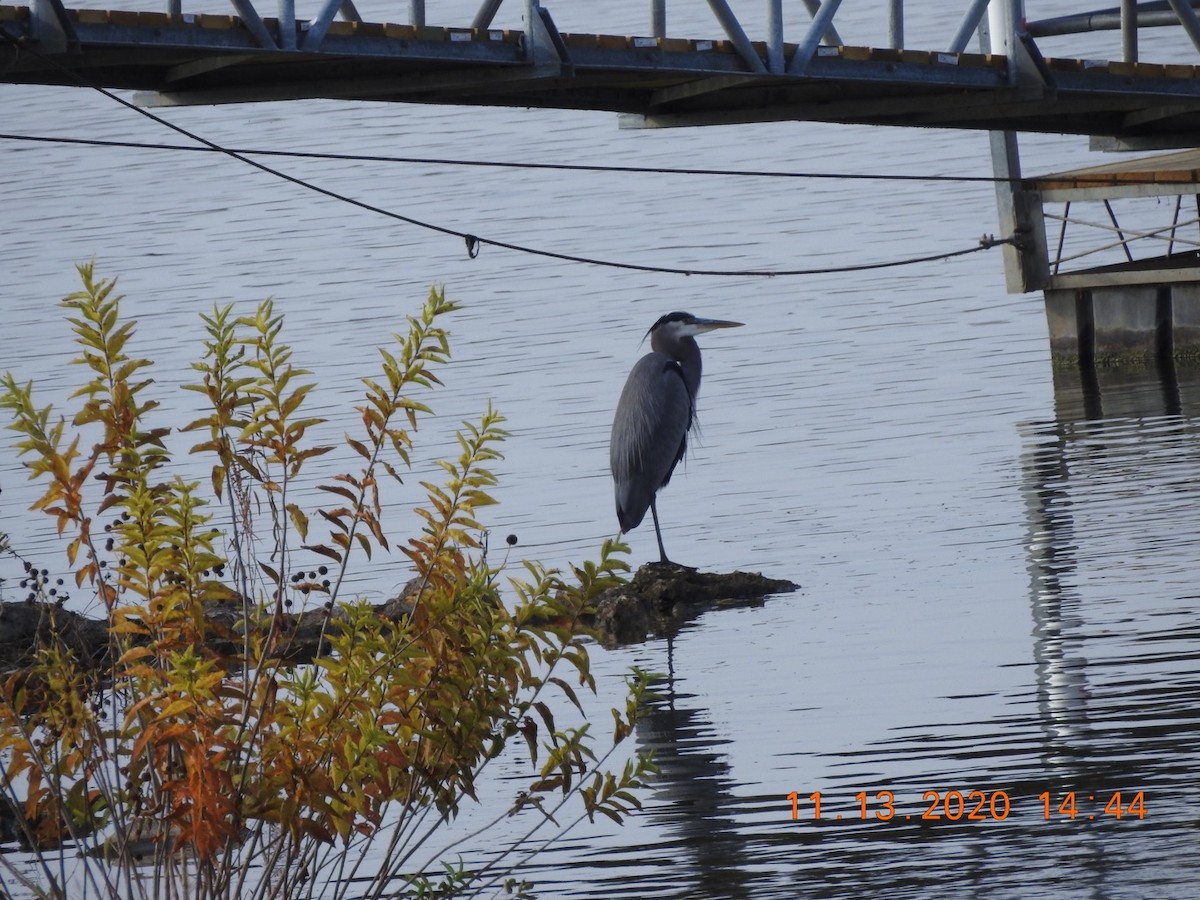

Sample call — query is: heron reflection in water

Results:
[610,312,742,563]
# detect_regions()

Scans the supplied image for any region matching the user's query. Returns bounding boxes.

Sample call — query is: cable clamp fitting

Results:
[978,233,1019,251]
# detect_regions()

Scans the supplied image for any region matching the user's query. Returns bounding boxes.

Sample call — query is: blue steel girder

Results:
[6,1,1200,146]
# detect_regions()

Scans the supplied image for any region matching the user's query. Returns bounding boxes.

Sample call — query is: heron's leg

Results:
[649,497,669,563]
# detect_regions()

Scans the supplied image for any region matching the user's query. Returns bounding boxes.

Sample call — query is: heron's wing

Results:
[610,352,692,531]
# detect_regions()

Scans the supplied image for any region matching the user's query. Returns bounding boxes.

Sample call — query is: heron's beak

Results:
[691,318,743,333]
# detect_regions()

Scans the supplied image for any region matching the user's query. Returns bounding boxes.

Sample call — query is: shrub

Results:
[0,263,653,899]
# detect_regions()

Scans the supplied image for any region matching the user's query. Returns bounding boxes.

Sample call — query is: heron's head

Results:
[645,311,743,343]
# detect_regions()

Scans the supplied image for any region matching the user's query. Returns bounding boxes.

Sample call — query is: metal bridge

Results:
[7,0,1200,358]
[3,0,1200,146]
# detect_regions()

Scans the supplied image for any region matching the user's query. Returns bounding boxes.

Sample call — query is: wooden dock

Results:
[1025,150,1200,363]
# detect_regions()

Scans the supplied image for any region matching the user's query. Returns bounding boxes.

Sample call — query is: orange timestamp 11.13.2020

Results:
[787,789,1146,823]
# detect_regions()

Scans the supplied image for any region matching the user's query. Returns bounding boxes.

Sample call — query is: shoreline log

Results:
[0,563,800,670]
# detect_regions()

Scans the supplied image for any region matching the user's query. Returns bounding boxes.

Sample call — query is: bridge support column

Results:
[990,131,1050,294]
[982,0,1051,294]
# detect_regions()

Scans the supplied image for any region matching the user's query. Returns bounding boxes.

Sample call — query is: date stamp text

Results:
[787,789,1146,823]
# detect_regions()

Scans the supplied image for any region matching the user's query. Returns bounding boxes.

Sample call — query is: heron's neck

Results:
[653,333,702,400]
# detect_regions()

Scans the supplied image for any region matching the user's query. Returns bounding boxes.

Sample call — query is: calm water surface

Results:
[2,2,1200,897]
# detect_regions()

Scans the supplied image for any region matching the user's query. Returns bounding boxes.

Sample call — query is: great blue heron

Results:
[610,312,743,563]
